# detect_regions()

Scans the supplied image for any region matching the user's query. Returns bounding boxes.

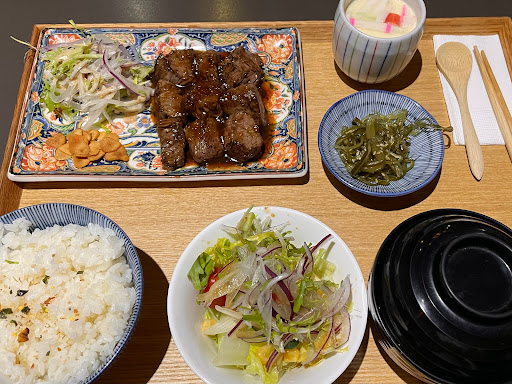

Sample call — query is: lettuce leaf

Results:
[187,252,214,291]
[246,346,280,384]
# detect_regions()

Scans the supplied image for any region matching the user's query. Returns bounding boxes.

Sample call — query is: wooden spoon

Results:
[436,42,484,181]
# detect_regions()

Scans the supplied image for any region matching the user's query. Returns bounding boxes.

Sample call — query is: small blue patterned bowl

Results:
[0,203,143,384]
[318,90,445,197]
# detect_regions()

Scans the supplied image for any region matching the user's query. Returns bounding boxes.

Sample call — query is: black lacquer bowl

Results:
[368,209,512,384]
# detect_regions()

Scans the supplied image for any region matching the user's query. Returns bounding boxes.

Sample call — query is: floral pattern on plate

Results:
[140,31,207,61]
[9,27,306,182]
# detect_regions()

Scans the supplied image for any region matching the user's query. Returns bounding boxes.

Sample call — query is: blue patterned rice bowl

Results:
[0,203,143,383]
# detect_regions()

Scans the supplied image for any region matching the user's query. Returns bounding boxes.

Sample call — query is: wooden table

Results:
[1,18,512,384]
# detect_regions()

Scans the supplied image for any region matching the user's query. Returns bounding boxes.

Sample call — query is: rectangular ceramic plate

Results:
[8,26,307,182]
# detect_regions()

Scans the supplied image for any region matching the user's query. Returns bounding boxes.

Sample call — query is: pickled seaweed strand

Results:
[334,109,451,186]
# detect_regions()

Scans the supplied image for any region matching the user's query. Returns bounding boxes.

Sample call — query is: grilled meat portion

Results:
[221,84,267,127]
[185,82,223,118]
[153,55,173,84]
[220,46,265,88]
[153,46,267,169]
[154,80,187,170]
[165,49,196,86]
[195,50,222,83]
[155,80,187,125]
[185,117,224,164]
[224,112,264,163]
[158,124,186,171]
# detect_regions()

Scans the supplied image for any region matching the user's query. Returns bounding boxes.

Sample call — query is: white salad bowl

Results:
[167,206,368,384]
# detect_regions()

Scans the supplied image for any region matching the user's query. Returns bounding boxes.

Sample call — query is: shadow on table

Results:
[95,247,170,384]
[369,318,424,384]
[322,162,441,211]
[19,171,310,190]
[333,324,370,383]
[334,50,423,92]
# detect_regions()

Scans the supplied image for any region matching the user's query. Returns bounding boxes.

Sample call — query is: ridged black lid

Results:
[369,209,512,384]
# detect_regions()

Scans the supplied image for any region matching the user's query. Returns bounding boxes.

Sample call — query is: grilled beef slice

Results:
[195,50,222,83]
[155,80,187,124]
[165,49,196,86]
[220,46,264,88]
[220,83,268,127]
[184,117,224,164]
[184,82,223,118]
[154,80,187,170]
[158,124,187,171]
[223,112,264,162]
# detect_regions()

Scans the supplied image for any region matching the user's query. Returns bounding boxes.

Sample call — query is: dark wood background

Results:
[1,0,511,157]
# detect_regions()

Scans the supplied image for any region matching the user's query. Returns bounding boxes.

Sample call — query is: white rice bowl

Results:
[0,218,136,384]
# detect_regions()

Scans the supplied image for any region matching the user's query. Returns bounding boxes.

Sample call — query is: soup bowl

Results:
[368,209,512,383]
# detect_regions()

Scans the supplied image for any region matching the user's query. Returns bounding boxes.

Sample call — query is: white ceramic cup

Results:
[333,0,426,84]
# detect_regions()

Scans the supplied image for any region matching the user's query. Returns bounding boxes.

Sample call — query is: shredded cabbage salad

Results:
[37,23,153,130]
[187,208,352,383]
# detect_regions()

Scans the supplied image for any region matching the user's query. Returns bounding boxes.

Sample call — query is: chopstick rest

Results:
[473,47,512,162]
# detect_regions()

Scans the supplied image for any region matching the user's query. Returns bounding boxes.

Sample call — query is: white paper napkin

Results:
[433,35,512,145]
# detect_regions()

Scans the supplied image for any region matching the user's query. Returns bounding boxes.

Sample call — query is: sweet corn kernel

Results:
[256,345,273,365]
[283,348,301,362]
[201,319,216,333]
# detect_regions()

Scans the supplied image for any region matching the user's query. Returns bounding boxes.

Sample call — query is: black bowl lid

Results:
[369,209,512,384]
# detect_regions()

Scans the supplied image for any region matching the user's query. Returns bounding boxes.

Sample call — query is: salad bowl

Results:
[167,206,367,384]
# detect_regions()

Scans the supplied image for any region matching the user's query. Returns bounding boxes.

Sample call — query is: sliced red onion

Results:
[323,276,351,318]
[265,265,293,302]
[227,319,243,337]
[237,329,264,338]
[304,316,334,365]
[265,265,294,319]
[265,348,280,372]
[40,37,94,53]
[49,81,78,104]
[281,333,293,350]
[292,307,319,324]
[259,292,273,342]
[287,320,324,334]
[102,50,141,96]
[197,267,249,305]
[230,296,245,310]
[259,246,282,258]
[117,44,133,60]
[214,305,243,320]
[218,259,234,274]
[257,272,290,341]
[333,308,351,347]
[292,234,332,278]
[311,234,332,253]
[247,285,261,306]
[220,224,241,236]
[302,242,314,275]
[271,288,291,320]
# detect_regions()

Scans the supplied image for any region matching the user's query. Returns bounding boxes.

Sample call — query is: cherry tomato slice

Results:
[210,296,226,308]
[203,267,226,308]
[385,13,401,27]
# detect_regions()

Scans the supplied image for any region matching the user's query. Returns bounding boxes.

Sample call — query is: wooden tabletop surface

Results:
[1,17,512,384]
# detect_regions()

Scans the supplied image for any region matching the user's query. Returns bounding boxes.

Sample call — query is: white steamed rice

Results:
[0,218,136,384]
